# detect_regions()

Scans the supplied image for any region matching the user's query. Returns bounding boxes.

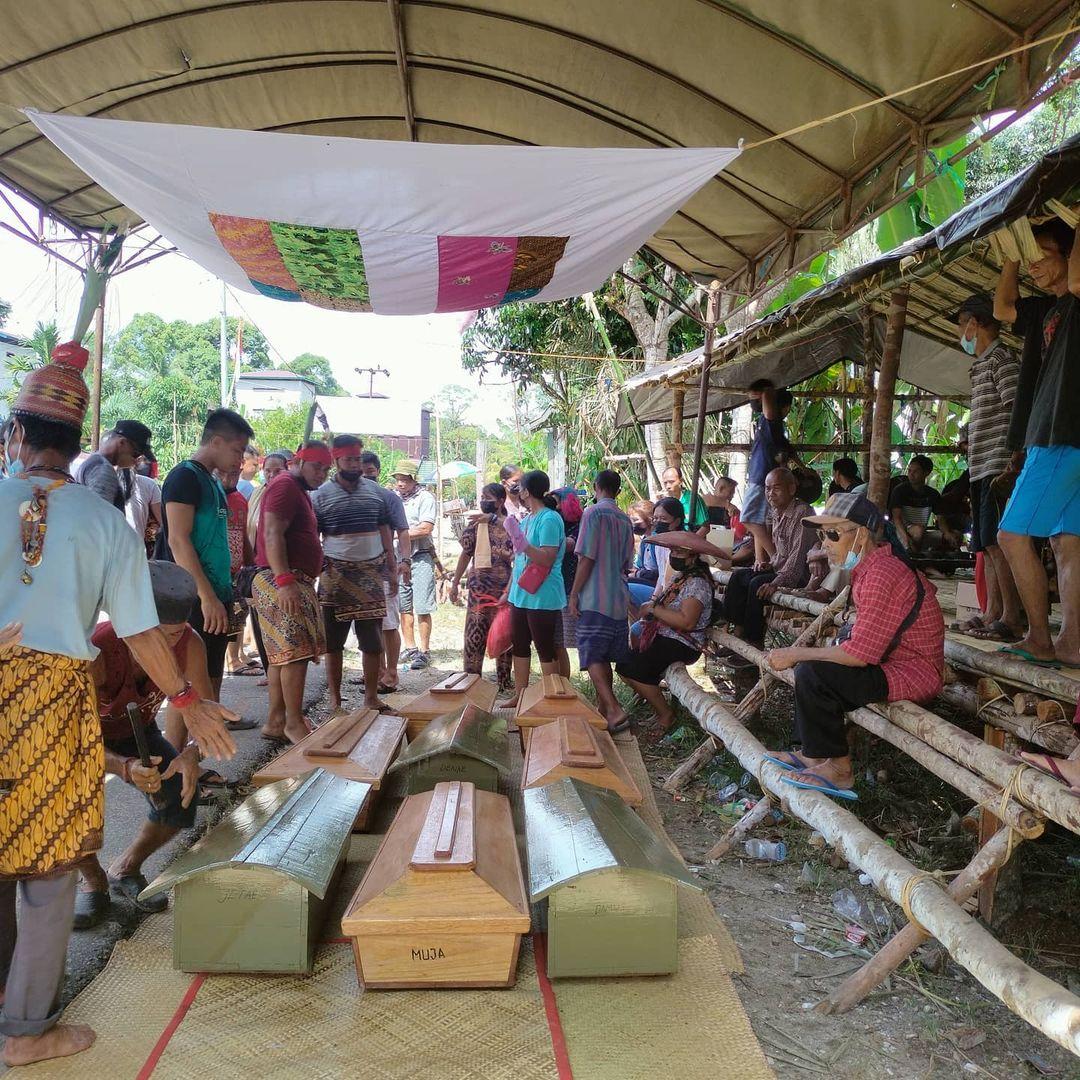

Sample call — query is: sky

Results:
[0,194,514,427]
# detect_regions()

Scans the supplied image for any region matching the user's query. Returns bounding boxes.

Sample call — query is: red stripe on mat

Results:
[136,972,205,1080]
[532,933,573,1080]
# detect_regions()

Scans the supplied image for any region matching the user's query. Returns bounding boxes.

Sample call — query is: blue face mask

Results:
[841,549,860,570]
[960,333,977,356]
[3,431,24,478]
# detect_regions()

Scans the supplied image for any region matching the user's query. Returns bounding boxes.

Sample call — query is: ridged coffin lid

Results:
[523,777,703,900]
[140,771,368,900]
[410,782,477,872]
[389,703,510,776]
[428,671,482,695]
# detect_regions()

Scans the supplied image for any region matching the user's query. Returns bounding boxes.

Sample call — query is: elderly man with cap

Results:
[0,343,235,1066]
[394,459,439,669]
[763,493,944,801]
[74,562,215,929]
[75,419,153,512]
[252,440,330,743]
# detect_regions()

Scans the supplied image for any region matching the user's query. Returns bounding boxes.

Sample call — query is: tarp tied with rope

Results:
[0,2,1076,298]
[26,111,737,315]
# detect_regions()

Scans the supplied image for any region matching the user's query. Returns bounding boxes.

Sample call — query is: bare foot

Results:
[652,708,675,732]
[1019,751,1080,790]
[605,710,630,734]
[788,759,854,791]
[284,720,310,745]
[3,1024,96,1066]
[1009,635,1057,662]
[1052,636,1080,668]
[363,697,390,713]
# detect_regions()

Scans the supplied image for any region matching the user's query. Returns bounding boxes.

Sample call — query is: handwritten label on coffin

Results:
[411,947,448,961]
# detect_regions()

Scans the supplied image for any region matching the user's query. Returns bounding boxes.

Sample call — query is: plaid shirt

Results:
[767,498,815,589]
[840,545,944,702]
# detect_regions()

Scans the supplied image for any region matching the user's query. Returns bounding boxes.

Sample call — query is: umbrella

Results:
[417,460,479,484]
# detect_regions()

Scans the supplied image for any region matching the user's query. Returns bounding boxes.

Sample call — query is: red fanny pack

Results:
[517,561,551,594]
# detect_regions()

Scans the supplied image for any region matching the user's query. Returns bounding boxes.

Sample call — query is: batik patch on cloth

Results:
[251,570,326,666]
[0,647,104,878]
[317,554,388,622]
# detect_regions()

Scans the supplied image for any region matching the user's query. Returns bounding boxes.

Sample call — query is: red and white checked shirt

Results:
[839,545,944,702]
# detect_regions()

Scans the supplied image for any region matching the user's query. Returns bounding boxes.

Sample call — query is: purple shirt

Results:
[575,498,634,619]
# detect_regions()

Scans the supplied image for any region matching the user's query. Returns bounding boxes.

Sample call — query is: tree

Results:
[288,352,344,395]
[249,405,311,458]
[0,297,10,328]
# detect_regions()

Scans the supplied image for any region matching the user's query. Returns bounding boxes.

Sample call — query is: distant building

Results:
[314,394,431,459]
[0,331,35,419]
[236,370,318,416]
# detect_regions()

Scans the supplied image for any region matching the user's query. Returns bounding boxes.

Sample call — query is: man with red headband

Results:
[312,435,397,715]
[252,440,329,743]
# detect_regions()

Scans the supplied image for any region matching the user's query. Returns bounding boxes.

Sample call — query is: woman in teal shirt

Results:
[507,470,566,697]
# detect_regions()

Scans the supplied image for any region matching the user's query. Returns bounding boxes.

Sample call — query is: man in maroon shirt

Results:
[252,441,329,743]
[763,493,944,800]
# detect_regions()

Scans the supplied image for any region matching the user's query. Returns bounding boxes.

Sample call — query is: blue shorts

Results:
[999,445,1080,538]
[741,481,768,525]
[576,610,631,668]
[104,726,200,830]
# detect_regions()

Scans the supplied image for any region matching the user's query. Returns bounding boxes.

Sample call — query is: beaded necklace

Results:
[16,474,70,585]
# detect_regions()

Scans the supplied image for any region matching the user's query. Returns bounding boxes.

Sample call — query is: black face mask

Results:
[338,469,361,483]
[669,555,693,572]
[480,500,499,514]
[652,522,670,534]
[632,523,647,535]
[750,398,763,414]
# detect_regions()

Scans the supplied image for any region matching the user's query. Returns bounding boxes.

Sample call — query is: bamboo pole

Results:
[710,630,1042,837]
[861,309,876,483]
[867,288,909,509]
[89,295,105,450]
[944,638,1080,703]
[939,683,1078,756]
[665,665,1080,1057]
[688,283,722,522]
[662,734,721,793]
[820,825,1017,1013]
[705,794,776,860]
[669,387,685,469]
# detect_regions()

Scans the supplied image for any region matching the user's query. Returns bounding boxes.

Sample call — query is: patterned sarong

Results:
[0,647,104,878]
[317,554,387,621]
[252,570,326,665]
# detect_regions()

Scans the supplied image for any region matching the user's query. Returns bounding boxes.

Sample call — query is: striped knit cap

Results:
[12,341,90,429]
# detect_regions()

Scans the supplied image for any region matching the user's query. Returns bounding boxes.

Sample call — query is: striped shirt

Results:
[312,477,391,561]
[575,498,635,619]
[967,339,1020,481]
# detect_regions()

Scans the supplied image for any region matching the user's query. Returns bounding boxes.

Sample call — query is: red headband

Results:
[294,445,333,466]
[332,444,362,461]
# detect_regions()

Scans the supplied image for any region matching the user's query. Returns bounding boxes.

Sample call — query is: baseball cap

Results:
[951,292,995,324]
[113,419,153,456]
[803,492,883,533]
[392,459,420,480]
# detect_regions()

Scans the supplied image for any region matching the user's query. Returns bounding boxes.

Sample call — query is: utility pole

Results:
[353,365,390,396]
[219,282,228,407]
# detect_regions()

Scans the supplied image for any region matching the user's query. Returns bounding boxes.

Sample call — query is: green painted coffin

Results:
[389,703,509,795]
[140,770,369,973]
[524,777,703,978]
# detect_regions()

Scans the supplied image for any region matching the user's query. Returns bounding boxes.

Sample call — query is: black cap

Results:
[952,292,996,324]
[148,560,198,625]
[113,419,153,456]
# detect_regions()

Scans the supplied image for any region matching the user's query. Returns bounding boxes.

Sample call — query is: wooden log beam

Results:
[664,442,960,455]
[662,734,720,794]
[820,825,1017,1014]
[386,0,416,141]
[710,630,1042,837]
[938,683,1078,756]
[705,794,776,860]
[868,288,909,509]
[944,638,1080,704]
[665,664,1079,1056]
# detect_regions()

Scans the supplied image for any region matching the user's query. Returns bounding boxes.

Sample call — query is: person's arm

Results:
[165,501,229,634]
[767,644,867,671]
[648,596,703,633]
[409,490,437,540]
[80,456,122,507]
[261,508,304,617]
[381,523,399,596]
[568,555,595,617]
[761,386,780,421]
[449,550,471,605]
[994,259,1020,323]
[121,626,236,760]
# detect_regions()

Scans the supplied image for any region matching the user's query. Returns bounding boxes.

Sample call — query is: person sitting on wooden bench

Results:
[73,561,211,928]
[762,493,945,800]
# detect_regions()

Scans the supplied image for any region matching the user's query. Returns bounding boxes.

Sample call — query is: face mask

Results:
[960,333,977,356]
[337,469,361,483]
[632,522,647,535]
[750,398,763,414]
[652,522,670,534]
[480,500,498,514]
[841,550,860,570]
[3,431,24,478]
[669,555,692,572]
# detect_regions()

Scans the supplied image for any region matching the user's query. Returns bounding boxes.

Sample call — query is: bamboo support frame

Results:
[664,663,1080,1057]
[944,638,1080,703]
[939,683,1078,757]
[867,288,909,509]
[687,283,722,522]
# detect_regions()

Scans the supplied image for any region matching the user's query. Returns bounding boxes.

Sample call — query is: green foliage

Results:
[763,253,833,316]
[0,297,10,328]
[248,405,310,459]
[287,352,343,395]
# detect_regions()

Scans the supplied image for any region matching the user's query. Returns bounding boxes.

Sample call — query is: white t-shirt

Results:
[0,478,159,660]
[124,473,162,537]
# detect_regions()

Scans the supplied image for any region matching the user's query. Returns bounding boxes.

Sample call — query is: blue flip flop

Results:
[781,773,859,801]
[763,752,810,772]
[999,646,1062,669]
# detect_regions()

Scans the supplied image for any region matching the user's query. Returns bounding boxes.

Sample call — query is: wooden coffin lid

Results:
[558,716,604,769]
[410,781,476,871]
[541,674,577,699]
[252,709,406,788]
[515,676,606,729]
[399,673,499,721]
[388,703,511,776]
[429,672,481,695]
[521,718,643,806]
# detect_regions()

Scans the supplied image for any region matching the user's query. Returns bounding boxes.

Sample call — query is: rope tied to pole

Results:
[976,690,1008,717]
[899,871,944,935]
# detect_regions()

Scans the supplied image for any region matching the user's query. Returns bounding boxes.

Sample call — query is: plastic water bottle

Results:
[744,839,787,862]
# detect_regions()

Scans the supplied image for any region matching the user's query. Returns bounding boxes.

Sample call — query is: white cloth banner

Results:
[28,110,739,316]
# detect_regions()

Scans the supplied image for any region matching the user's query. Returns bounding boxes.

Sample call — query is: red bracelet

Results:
[168,682,200,710]
[274,572,297,588]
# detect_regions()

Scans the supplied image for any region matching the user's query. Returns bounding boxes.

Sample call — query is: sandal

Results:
[781,768,858,801]
[227,660,264,676]
[763,751,811,771]
[197,769,239,790]
[999,646,1062,668]
[608,718,632,735]
[966,620,1022,643]
[1016,752,1080,794]
[951,614,986,632]
[225,717,258,732]
[109,873,168,912]
[73,890,111,930]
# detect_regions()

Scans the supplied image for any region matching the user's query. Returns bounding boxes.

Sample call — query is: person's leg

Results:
[722,567,753,630]
[1051,533,1080,666]
[587,662,625,727]
[462,604,485,675]
[985,544,1024,630]
[528,609,561,678]
[323,610,349,712]
[620,675,674,729]
[263,661,287,738]
[355,620,389,710]
[999,530,1055,659]
[510,604,533,695]
[381,584,402,688]
[249,609,269,672]
[1,873,95,1067]
[410,555,437,666]
[108,822,179,882]
[0,879,14,989]
[417,614,433,655]
[741,571,776,646]
[280,660,311,743]
[555,647,571,678]
[495,645,513,692]
[746,521,774,565]
[907,523,925,552]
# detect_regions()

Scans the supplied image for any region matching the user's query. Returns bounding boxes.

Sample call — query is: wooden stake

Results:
[662,734,720,794]
[860,309,876,483]
[90,295,105,450]
[939,683,1078,756]
[977,725,1008,922]
[669,388,685,470]
[705,794,776,861]
[867,288,909,510]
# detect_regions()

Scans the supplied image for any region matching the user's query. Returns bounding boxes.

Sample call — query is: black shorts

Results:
[970,477,1002,553]
[105,727,200,830]
[190,598,232,680]
[323,610,384,655]
[616,635,701,686]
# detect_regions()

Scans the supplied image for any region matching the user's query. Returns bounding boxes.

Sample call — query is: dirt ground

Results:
[39,598,1080,1079]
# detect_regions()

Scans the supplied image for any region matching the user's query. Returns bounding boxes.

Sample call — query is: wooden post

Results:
[669,388,685,469]
[688,282,721,521]
[978,724,1008,922]
[90,294,105,450]
[867,289,908,509]
[662,734,720,794]
[475,438,487,504]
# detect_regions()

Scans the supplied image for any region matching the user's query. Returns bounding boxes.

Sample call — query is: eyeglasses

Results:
[817,527,855,542]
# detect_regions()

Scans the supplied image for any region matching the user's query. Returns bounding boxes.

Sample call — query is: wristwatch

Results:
[399,557,412,564]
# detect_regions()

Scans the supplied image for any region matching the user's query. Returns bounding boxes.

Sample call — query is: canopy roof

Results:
[617,132,1080,425]
[1,2,1075,295]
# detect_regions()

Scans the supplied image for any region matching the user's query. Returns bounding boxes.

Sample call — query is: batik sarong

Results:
[0,647,104,878]
[251,570,326,665]
[317,554,387,621]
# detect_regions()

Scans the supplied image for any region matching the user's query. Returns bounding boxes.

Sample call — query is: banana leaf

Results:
[875,193,924,253]
[72,231,125,343]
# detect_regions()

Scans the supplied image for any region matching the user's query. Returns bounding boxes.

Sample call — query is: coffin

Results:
[140,771,368,973]
[388,703,510,794]
[252,708,406,830]
[514,674,606,748]
[342,781,530,988]
[524,777,703,978]
[521,715,642,807]
[399,672,499,741]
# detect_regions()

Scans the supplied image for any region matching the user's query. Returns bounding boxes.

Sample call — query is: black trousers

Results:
[510,604,559,663]
[721,567,776,645]
[793,660,889,759]
[323,610,383,655]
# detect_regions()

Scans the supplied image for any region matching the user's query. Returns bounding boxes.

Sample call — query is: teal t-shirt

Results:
[680,489,709,528]
[508,507,567,611]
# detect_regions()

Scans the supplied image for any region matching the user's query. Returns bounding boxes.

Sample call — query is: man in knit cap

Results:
[0,341,237,1067]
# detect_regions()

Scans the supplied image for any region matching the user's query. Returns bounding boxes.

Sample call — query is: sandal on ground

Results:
[225,717,259,732]
[108,873,168,912]
[377,682,399,694]
[197,769,239,790]
[1016,753,1080,795]
[260,731,288,743]
[227,660,264,676]
[781,769,858,801]
[999,646,1062,668]
[966,620,1022,643]
[763,752,811,771]
[72,890,111,930]
[950,614,986,632]
[608,718,632,735]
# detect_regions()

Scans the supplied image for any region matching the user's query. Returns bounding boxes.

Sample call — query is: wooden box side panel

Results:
[405,755,499,794]
[353,931,521,988]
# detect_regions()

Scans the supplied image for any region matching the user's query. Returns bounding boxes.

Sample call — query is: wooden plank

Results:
[516,679,606,736]
[303,708,378,759]
[522,723,643,807]
[411,782,476,872]
[559,716,605,768]
[543,674,577,699]
[399,676,499,737]
[978,725,1007,923]
[430,671,480,694]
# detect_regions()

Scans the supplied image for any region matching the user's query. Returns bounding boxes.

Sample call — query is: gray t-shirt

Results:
[77,452,126,510]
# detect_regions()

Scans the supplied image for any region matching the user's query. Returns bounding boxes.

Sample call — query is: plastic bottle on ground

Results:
[743,839,787,862]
